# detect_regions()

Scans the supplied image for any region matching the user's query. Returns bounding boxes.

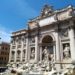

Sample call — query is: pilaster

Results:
[53,45,56,62]
[26,37,30,62]
[15,42,17,63]
[20,40,23,62]
[55,30,61,71]
[68,22,75,61]
[40,46,42,61]
[35,35,39,62]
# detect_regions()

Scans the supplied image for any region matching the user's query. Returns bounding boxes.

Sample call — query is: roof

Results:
[11,29,27,37]
[0,42,10,45]
[12,29,27,34]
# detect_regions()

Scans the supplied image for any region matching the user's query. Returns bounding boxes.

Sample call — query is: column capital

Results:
[35,35,39,62]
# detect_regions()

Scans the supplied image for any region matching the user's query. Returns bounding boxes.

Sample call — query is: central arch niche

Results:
[42,35,54,61]
[42,35,53,43]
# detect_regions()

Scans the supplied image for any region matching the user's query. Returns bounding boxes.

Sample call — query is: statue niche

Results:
[63,44,70,59]
[42,35,54,61]
[42,47,52,61]
[62,44,71,69]
[30,47,35,59]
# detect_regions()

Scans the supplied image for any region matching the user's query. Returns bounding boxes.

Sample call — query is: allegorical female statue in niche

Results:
[30,49,35,59]
[42,47,51,61]
[63,44,70,59]
[62,44,72,69]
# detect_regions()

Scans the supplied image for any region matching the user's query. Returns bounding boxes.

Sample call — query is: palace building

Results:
[9,5,75,70]
[0,42,10,67]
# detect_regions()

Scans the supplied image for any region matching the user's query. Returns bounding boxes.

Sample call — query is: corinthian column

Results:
[69,23,75,61]
[55,30,61,71]
[40,46,42,61]
[53,45,56,62]
[20,39,23,62]
[35,35,39,62]
[15,41,17,63]
[26,37,29,62]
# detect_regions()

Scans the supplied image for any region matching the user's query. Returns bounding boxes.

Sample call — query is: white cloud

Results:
[0,24,12,43]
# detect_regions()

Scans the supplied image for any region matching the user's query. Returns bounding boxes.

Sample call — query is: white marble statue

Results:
[63,44,70,59]
[43,47,49,61]
[30,49,35,59]
[62,44,72,69]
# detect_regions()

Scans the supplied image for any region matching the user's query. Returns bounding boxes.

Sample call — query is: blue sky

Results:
[0,0,75,42]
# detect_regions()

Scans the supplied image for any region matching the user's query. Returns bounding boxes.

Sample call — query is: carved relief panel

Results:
[60,28,68,38]
[30,36,35,44]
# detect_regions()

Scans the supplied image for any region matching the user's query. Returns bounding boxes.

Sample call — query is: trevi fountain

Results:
[1,4,75,75]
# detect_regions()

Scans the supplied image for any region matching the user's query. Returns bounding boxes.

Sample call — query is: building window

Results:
[18,36,21,44]
[2,47,4,50]
[22,35,26,43]
[24,38,26,43]
[18,40,21,44]
[11,51,15,59]
[1,52,4,55]
[12,39,16,45]
[23,49,26,58]
[2,57,3,60]
[5,47,7,50]
[12,46,16,49]
[17,50,21,58]
[17,45,21,48]
[5,57,6,60]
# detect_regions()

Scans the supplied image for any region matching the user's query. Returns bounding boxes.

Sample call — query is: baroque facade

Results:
[9,5,75,70]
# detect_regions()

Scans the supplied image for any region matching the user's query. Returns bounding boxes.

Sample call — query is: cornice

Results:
[28,5,74,23]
